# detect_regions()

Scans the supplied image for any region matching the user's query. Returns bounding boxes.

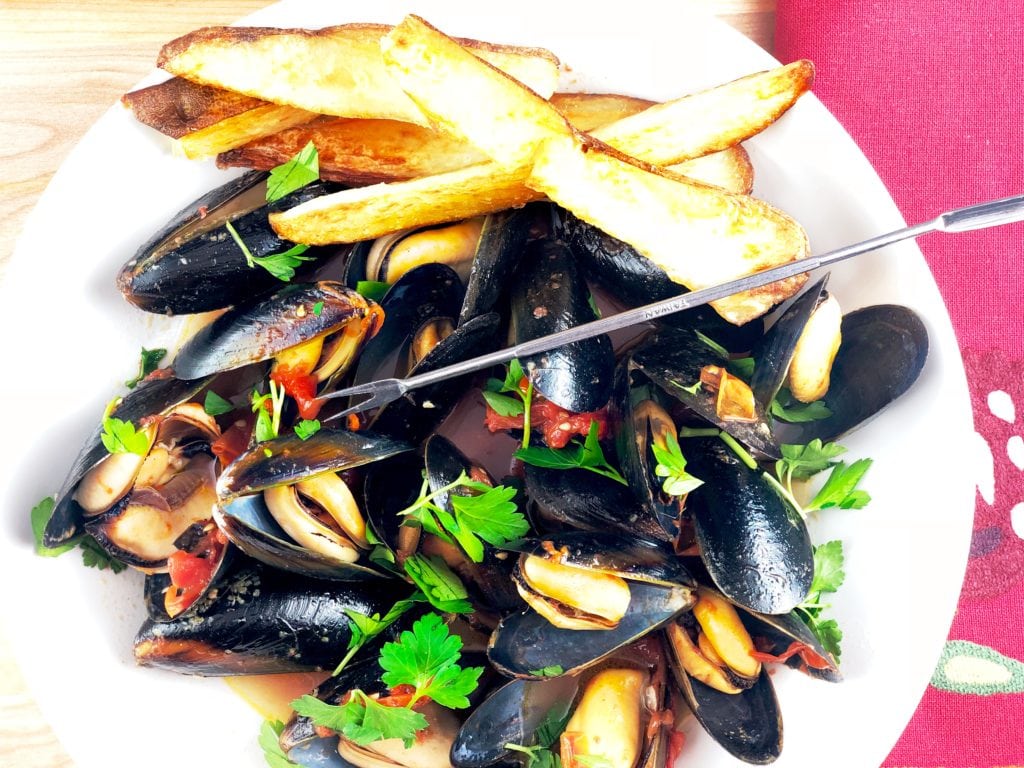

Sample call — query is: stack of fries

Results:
[122,16,816,324]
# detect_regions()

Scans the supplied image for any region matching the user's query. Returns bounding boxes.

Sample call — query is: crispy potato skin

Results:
[157,23,559,126]
[122,77,264,138]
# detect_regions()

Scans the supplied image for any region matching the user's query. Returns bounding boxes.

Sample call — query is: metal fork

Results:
[320,193,1024,422]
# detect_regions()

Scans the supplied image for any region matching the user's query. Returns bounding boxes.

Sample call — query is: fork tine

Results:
[319,379,406,423]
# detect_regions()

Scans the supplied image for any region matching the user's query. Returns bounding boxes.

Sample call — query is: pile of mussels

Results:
[43,170,928,767]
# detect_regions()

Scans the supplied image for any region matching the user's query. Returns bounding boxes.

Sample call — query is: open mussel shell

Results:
[781,304,928,444]
[613,367,688,543]
[741,609,842,683]
[683,437,813,615]
[133,562,411,675]
[214,493,389,581]
[44,375,212,548]
[118,172,339,314]
[458,206,533,325]
[368,311,502,443]
[172,281,376,380]
[671,661,782,764]
[749,275,830,409]
[487,579,692,679]
[450,676,579,768]
[348,263,464,388]
[561,211,764,352]
[143,525,235,622]
[511,238,614,414]
[501,531,696,589]
[630,327,779,458]
[217,428,412,499]
[523,465,666,542]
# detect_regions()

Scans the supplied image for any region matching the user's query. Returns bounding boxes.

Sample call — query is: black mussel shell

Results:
[173,281,376,379]
[361,452,425,554]
[458,207,534,325]
[133,563,411,675]
[349,263,464,387]
[143,526,235,622]
[511,239,614,413]
[451,676,579,768]
[119,172,339,314]
[749,275,830,409]
[671,663,783,764]
[217,428,412,499]
[369,312,502,443]
[44,376,212,548]
[523,465,666,542]
[502,531,695,589]
[487,580,693,679]
[612,366,686,543]
[630,327,779,458]
[561,211,763,352]
[214,494,390,581]
[741,609,842,683]
[683,437,813,614]
[781,304,929,444]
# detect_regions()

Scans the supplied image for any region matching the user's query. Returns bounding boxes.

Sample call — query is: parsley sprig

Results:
[650,430,703,497]
[226,220,314,282]
[31,497,127,572]
[770,386,832,422]
[100,397,150,456]
[796,540,846,661]
[505,703,572,768]
[335,592,427,675]
[292,613,483,748]
[515,421,627,485]
[266,141,319,204]
[774,440,872,513]
[398,472,529,563]
[483,359,535,447]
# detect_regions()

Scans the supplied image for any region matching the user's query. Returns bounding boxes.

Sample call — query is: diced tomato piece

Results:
[271,367,321,420]
[165,528,227,618]
[482,388,609,449]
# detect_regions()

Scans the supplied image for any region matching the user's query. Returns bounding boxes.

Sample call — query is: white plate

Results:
[0,2,973,767]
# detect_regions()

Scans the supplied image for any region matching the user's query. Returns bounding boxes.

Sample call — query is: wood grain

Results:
[0,2,773,765]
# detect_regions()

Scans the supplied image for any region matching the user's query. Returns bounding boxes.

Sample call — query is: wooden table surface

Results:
[0,2,773,765]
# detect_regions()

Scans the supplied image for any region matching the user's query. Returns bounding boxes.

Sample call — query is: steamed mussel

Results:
[39,110,933,768]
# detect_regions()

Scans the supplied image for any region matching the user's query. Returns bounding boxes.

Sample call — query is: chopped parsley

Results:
[484,359,534,447]
[650,430,703,497]
[293,419,321,441]
[225,220,314,282]
[124,347,167,388]
[203,390,235,416]
[31,496,126,572]
[251,383,286,442]
[356,280,391,304]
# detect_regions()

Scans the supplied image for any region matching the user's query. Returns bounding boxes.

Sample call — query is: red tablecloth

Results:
[777,2,1024,764]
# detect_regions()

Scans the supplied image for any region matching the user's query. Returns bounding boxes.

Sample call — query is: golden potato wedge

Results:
[271,163,537,245]
[218,117,485,184]
[669,146,754,195]
[527,133,807,324]
[268,143,753,245]
[158,23,560,126]
[590,60,814,165]
[217,93,654,184]
[381,16,571,168]
[177,103,318,160]
[122,77,264,138]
